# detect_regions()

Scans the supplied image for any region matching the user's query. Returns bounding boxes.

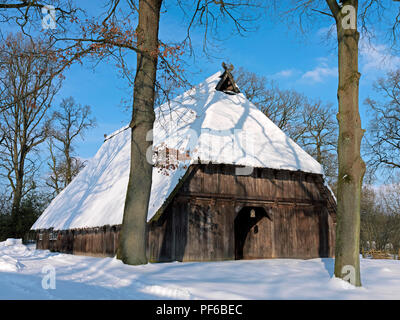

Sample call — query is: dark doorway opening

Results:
[234,206,270,260]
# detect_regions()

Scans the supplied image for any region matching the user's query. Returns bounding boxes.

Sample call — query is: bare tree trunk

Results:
[11,178,23,237]
[328,0,365,286]
[65,143,72,184]
[117,0,162,265]
[10,140,27,237]
[316,142,322,164]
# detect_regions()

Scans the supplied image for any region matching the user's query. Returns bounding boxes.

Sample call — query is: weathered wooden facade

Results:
[36,163,336,261]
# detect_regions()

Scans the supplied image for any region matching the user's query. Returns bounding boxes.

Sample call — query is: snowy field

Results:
[0,240,399,300]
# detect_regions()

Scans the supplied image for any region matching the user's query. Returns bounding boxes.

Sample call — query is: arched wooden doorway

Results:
[234,206,273,260]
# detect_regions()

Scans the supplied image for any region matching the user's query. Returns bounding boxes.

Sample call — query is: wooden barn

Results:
[32,67,336,261]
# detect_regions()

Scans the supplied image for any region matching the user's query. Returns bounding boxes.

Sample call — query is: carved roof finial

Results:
[216,62,240,94]
[222,62,234,73]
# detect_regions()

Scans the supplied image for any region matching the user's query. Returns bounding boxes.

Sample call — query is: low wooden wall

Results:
[36,225,121,257]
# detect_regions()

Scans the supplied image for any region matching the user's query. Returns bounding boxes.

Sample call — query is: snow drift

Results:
[1,240,400,299]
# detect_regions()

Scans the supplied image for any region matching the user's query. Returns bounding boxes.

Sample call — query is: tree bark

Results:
[11,178,23,237]
[11,138,27,238]
[328,0,365,287]
[117,0,162,265]
[65,143,72,184]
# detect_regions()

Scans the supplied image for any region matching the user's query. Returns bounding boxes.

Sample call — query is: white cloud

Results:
[272,69,296,78]
[360,39,400,73]
[300,61,337,84]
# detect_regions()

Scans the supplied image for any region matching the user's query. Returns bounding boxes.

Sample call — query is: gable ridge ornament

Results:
[222,62,234,73]
[215,62,240,94]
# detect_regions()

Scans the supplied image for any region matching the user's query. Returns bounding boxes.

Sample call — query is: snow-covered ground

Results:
[0,240,399,300]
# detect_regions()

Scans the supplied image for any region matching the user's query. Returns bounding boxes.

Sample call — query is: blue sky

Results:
[49,2,400,165]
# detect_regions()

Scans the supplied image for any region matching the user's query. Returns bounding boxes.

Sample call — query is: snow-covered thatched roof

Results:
[32,71,324,231]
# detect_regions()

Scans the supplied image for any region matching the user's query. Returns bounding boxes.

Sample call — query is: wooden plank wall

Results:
[36,225,121,257]
[148,164,336,262]
[36,164,336,261]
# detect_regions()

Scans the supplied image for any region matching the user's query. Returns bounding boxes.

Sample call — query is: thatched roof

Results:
[32,70,325,231]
